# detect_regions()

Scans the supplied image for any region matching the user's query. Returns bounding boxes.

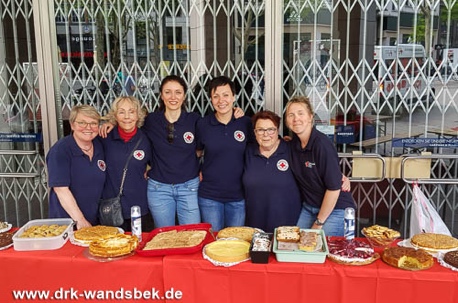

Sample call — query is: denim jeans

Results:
[296,202,345,236]
[147,177,201,228]
[198,197,245,232]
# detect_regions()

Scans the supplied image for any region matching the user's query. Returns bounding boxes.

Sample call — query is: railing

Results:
[339,153,458,237]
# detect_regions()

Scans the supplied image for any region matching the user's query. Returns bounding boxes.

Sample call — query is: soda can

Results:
[344,207,355,240]
[131,205,142,242]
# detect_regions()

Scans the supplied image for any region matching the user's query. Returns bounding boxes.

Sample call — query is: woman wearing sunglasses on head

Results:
[47,105,106,230]
[101,75,202,227]
[142,75,202,227]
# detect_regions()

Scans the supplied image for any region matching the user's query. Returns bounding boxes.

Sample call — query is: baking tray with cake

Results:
[136,223,214,257]
[12,218,74,251]
[273,228,329,263]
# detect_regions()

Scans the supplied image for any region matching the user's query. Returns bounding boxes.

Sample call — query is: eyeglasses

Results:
[167,123,174,143]
[254,127,277,135]
[74,121,99,128]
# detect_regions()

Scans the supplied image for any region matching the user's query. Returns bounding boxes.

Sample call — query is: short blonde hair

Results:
[284,96,315,117]
[69,105,100,123]
[103,96,147,127]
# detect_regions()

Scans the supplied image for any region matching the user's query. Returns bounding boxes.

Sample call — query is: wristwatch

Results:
[314,218,325,226]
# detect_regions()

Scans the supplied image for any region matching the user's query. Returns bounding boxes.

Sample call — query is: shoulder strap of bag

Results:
[117,137,143,197]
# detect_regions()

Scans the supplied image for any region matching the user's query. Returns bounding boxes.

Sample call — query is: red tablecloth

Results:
[1,239,164,303]
[2,237,458,303]
[162,249,458,303]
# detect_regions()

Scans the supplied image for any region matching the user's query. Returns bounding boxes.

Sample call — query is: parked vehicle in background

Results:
[439,48,458,81]
[373,44,435,115]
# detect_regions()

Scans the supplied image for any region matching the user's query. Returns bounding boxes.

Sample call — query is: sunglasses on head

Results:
[167,123,174,143]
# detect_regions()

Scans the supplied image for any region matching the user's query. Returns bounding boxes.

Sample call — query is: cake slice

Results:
[298,231,318,252]
[276,226,300,243]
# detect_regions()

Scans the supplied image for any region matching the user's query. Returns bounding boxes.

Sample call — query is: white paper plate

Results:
[437,251,458,271]
[0,243,13,251]
[0,223,12,233]
[70,227,124,247]
[202,238,250,267]
[397,238,457,258]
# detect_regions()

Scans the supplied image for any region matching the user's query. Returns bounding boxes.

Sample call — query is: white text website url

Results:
[12,287,182,300]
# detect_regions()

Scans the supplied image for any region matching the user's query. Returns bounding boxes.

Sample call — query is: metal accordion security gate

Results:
[1,0,457,237]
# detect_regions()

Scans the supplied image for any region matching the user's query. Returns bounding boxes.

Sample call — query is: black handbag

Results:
[99,138,142,226]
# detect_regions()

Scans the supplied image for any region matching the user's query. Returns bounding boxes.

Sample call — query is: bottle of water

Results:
[131,206,142,242]
[344,207,355,240]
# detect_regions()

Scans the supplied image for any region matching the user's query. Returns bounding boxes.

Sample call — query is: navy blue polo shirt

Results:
[243,140,302,233]
[196,114,254,202]
[101,127,152,218]
[143,111,201,184]
[289,127,355,209]
[47,135,106,225]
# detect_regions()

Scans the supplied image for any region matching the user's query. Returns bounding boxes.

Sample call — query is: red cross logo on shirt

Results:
[97,160,106,171]
[234,130,245,142]
[277,159,289,171]
[183,132,194,144]
[133,150,145,160]
[304,161,315,168]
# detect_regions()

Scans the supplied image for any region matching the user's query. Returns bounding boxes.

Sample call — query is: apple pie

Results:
[73,225,120,245]
[382,246,433,270]
[89,234,138,258]
[411,233,458,251]
[217,226,256,242]
[19,224,67,238]
[143,230,207,250]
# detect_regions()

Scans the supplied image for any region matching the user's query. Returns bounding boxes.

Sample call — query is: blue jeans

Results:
[147,177,201,228]
[198,197,245,232]
[296,203,345,236]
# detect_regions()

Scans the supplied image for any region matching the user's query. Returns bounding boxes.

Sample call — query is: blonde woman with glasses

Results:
[47,105,106,230]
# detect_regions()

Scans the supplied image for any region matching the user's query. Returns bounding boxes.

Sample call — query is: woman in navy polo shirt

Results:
[142,75,202,227]
[196,76,254,231]
[100,96,154,231]
[242,110,301,233]
[47,105,105,230]
[285,96,355,236]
